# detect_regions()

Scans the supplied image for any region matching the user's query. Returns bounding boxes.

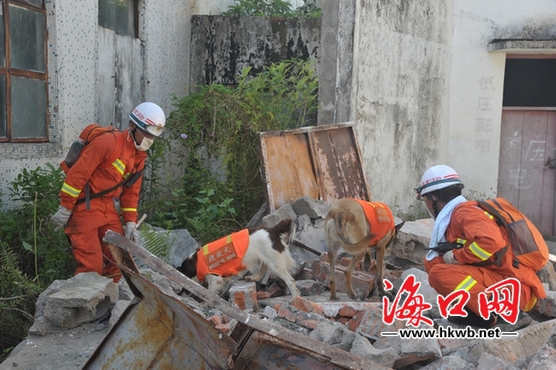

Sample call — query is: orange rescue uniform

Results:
[195,229,250,282]
[59,128,147,282]
[425,201,545,316]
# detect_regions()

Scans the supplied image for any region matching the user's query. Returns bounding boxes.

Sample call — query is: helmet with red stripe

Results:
[129,102,165,137]
[415,165,464,199]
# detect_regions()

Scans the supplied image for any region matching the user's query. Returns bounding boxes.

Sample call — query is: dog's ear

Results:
[273,218,295,246]
[280,218,295,245]
[177,252,198,278]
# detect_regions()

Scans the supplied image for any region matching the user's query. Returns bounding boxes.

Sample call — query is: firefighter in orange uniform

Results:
[416,165,544,330]
[50,102,166,282]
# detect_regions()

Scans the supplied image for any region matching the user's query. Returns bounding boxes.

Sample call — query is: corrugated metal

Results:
[86,232,391,370]
[259,122,371,212]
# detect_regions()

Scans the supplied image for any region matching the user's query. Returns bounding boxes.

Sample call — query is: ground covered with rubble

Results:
[2,197,556,369]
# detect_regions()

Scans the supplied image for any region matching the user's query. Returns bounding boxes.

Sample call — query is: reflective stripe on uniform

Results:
[61,182,81,198]
[469,241,492,261]
[483,211,494,220]
[121,207,137,212]
[454,275,477,292]
[456,238,467,245]
[113,158,125,175]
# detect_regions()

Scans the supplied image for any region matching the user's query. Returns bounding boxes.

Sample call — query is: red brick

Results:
[233,291,246,310]
[291,296,323,315]
[257,291,272,300]
[295,313,321,330]
[215,323,232,334]
[338,305,359,318]
[347,311,365,332]
[276,303,297,323]
[337,317,350,326]
[207,314,222,327]
[311,259,376,298]
[264,282,284,298]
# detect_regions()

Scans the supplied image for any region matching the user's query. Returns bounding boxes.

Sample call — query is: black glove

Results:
[425,242,463,254]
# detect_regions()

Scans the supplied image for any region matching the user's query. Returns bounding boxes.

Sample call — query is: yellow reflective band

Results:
[113,158,125,175]
[454,275,477,292]
[456,238,467,245]
[483,211,494,220]
[524,295,537,312]
[61,182,81,198]
[226,235,232,244]
[202,244,210,255]
[121,207,137,212]
[469,241,492,261]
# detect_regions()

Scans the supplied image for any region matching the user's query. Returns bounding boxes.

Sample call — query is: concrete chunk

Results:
[350,334,397,368]
[29,273,117,335]
[309,320,356,351]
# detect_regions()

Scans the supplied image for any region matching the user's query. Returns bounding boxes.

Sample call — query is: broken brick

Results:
[291,296,324,315]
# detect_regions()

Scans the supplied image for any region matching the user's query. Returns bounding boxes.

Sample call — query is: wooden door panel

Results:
[545,113,556,234]
[499,110,556,236]
[498,111,524,202]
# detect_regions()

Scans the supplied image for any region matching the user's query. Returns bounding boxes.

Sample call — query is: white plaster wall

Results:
[351,0,453,217]
[0,0,231,209]
[0,0,97,208]
[448,0,556,199]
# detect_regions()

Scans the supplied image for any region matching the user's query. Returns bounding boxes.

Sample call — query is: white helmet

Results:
[129,102,165,137]
[415,165,464,199]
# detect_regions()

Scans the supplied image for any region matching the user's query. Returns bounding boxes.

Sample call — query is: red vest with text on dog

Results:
[195,229,250,282]
[352,199,395,244]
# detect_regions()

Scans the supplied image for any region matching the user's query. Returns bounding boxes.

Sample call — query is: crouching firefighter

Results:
[416,165,544,331]
[50,102,166,282]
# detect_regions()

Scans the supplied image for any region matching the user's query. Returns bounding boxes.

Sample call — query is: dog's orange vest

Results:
[352,199,395,245]
[195,229,250,282]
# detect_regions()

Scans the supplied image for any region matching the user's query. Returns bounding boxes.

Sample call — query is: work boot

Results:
[493,311,532,332]
[447,307,495,328]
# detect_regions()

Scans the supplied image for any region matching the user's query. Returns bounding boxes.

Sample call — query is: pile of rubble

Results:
[5,196,556,369]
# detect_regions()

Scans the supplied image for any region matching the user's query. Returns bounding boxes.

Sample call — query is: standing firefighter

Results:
[416,164,545,330]
[51,102,165,282]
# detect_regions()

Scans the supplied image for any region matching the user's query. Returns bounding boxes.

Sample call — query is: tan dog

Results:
[325,198,404,300]
[179,219,301,299]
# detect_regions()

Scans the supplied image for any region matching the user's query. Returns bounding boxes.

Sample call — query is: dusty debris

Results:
[4,197,556,370]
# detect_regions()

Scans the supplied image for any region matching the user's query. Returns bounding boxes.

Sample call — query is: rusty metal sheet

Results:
[258,122,371,212]
[84,270,237,369]
[91,231,391,370]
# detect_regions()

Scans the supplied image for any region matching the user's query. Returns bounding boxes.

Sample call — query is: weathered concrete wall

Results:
[447,0,556,199]
[189,16,321,86]
[318,0,355,125]
[0,0,233,209]
[351,0,453,216]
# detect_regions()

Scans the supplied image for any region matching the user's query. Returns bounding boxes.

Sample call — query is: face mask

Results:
[135,136,153,151]
[130,127,154,151]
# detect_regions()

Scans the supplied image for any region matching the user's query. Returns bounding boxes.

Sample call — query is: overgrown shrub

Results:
[3,163,75,283]
[0,163,75,362]
[142,59,318,244]
[223,0,322,18]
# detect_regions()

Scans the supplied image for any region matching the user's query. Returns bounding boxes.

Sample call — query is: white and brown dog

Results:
[325,198,404,300]
[179,218,301,299]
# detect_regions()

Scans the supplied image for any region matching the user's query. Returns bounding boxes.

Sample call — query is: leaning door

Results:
[498,109,556,236]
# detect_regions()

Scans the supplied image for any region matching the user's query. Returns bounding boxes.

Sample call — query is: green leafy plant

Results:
[143,59,318,241]
[223,0,294,16]
[0,241,42,362]
[223,0,322,17]
[2,163,75,284]
[139,225,171,263]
